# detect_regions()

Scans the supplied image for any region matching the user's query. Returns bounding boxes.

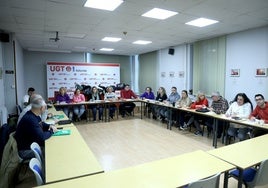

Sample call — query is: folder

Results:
[53,129,71,136]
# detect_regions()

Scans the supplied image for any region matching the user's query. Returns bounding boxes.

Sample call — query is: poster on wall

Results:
[47,62,120,100]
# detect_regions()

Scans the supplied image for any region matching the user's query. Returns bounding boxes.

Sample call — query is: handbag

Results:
[196,108,210,113]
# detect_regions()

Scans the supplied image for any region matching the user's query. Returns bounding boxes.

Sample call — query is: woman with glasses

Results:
[185,91,209,136]
[151,87,167,120]
[89,86,103,122]
[226,93,253,141]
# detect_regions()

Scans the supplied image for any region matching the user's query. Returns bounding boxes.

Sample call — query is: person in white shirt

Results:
[22,87,35,108]
[226,93,253,141]
[104,86,118,119]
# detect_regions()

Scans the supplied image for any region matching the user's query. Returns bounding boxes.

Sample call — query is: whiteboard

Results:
[47,62,120,100]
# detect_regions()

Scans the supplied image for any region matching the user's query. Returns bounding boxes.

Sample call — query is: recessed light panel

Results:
[185,18,219,27]
[100,48,114,51]
[84,0,123,11]
[102,37,122,42]
[133,40,152,45]
[142,8,178,20]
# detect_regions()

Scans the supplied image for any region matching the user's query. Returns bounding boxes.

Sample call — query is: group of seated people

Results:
[21,85,268,143]
[140,86,268,141]
[54,84,139,121]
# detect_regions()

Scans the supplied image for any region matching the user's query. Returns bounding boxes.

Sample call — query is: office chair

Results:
[229,159,268,188]
[187,173,221,188]
[30,142,42,163]
[29,158,43,186]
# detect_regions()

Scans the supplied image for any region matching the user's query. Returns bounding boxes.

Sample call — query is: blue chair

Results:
[30,142,42,163]
[229,159,268,188]
[29,158,43,186]
[187,173,221,188]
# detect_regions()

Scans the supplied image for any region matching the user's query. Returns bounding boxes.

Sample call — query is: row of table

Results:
[45,107,104,184]
[143,99,268,148]
[42,104,268,188]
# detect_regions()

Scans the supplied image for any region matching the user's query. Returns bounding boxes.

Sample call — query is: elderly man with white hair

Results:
[15,95,57,160]
[206,91,229,138]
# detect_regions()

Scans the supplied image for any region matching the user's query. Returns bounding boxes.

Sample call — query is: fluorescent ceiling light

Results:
[64,33,86,39]
[84,0,123,11]
[133,40,152,45]
[185,18,219,27]
[74,46,88,50]
[142,8,178,20]
[102,37,122,42]
[100,48,114,51]
[44,44,58,48]
[28,48,71,53]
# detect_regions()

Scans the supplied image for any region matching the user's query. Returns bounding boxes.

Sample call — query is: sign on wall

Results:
[47,62,120,100]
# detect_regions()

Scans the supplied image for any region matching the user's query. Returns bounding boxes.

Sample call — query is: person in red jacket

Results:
[249,94,268,137]
[119,84,137,117]
[184,91,209,135]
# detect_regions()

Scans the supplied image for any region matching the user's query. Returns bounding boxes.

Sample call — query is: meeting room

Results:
[0,0,268,188]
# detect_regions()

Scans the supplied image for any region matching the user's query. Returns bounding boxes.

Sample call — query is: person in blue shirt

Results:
[161,87,180,124]
[140,87,155,100]
[55,87,72,118]
[15,95,57,160]
[140,87,155,116]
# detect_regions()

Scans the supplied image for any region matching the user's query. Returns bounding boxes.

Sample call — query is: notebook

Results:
[53,129,71,136]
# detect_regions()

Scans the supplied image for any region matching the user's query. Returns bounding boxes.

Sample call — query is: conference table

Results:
[53,99,144,122]
[45,126,104,184]
[142,100,268,148]
[39,150,234,188]
[208,134,268,188]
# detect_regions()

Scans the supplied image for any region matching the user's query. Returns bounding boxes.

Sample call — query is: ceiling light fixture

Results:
[84,0,123,11]
[133,40,152,45]
[185,17,219,27]
[102,37,122,42]
[100,48,114,51]
[142,8,178,20]
[27,48,71,53]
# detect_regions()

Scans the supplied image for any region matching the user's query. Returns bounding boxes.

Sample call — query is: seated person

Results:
[151,87,167,120]
[17,94,51,125]
[205,92,229,138]
[249,94,268,137]
[184,91,209,136]
[15,95,57,160]
[226,93,253,141]
[162,87,180,124]
[104,86,118,119]
[89,86,103,122]
[55,87,72,119]
[177,90,192,129]
[22,87,35,108]
[140,87,155,115]
[72,88,86,121]
[119,84,137,117]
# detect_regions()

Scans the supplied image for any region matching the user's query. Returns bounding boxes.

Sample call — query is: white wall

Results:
[24,51,85,99]
[15,39,25,107]
[158,45,189,95]
[225,26,268,104]
[0,43,4,106]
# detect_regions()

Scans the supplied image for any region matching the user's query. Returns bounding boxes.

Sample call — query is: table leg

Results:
[223,171,229,188]
[237,168,243,188]
[213,118,218,148]
[140,101,143,119]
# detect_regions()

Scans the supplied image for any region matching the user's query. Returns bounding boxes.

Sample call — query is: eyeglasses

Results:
[255,98,263,101]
